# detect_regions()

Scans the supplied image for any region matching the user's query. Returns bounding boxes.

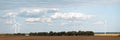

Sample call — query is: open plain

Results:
[0,36,120,40]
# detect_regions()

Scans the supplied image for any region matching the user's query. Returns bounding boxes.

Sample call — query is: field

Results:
[0,36,120,40]
[95,34,120,36]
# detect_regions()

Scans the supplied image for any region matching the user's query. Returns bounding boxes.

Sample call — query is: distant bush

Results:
[4,30,94,36]
[28,31,94,36]
[13,33,25,36]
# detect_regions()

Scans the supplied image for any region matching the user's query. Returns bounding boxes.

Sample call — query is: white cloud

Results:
[51,12,94,20]
[5,20,14,24]
[3,8,59,18]
[25,18,40,22]
[18,8,59,18]
[3,8,96,25]
[25,12,95,23]
[25,17,52,22]
[93,21,105,25]
[60,22,68,26]
[3,12,17,18]
[47,23,55,27]
[19,8,59,13]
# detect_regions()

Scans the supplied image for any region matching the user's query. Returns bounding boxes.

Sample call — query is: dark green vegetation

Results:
[15,31,94,36]
[0,31,94,36]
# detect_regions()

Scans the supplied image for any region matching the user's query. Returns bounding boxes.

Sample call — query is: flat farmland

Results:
[95,34,120,36]
[0,36,120,40]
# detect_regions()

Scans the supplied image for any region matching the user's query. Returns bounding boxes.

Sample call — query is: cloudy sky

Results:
[0,0,120,33]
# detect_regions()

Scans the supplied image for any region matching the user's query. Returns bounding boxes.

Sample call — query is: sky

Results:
[0,0,120,33]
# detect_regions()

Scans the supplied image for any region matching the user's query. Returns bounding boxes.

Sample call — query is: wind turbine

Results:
[104,21,106,34]
[7,12,20,33]
[12,14,21,33]
[13,21,20,33]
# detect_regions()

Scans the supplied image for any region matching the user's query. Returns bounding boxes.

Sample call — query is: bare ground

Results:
[0,36,120,40]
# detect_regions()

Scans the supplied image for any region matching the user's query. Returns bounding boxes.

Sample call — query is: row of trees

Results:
[13,31,94,36]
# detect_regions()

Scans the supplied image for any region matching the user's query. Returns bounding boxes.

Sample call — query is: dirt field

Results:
[95,34,120,36]
[0,36,120,40]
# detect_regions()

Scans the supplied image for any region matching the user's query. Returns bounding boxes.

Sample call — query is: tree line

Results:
[13,31,94,36]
